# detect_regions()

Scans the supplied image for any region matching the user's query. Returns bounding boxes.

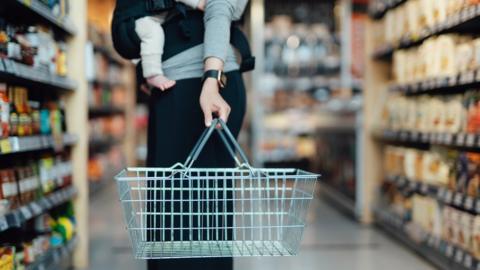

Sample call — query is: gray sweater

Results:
[162,0,248,81]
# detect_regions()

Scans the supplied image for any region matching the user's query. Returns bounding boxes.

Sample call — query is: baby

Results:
[136,0,248,91]
[135,0,207,90]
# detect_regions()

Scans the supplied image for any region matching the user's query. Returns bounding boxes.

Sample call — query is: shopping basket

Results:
[115,119,318,259]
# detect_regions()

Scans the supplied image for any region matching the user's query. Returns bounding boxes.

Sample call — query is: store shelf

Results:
[373,129,480,151]
[384,175,480,214]
[0,185,77,232]
[0,133,78,156]
[390,69,480,95]
[4,0,76,36]
[89,136,123,154]
[26,236,77,270]
[375,208,478,270]
[90,79,125,89]
[89,106,125,118]
[368,0,406,20]
[372,4,480,60]
[0,59,77,91]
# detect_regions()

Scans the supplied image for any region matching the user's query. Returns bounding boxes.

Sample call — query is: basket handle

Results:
[183,118,251,170]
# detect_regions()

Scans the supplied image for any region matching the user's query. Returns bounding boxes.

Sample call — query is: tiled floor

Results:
[88,183,435,270]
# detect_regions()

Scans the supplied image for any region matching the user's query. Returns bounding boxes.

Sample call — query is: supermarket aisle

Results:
[89,184,434,270]
[89,183,146,270]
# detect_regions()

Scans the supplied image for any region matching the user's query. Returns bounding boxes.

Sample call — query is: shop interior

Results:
[1,0,480,269]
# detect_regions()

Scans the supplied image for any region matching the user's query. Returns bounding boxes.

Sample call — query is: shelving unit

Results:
[372,4,480,60]
[375,208,475,270]
[0,186,77,232]
[364,1,480,268]
[0,0,88,268]
[0,59,77,91]
[3,0,77,36]
[384,175,480,214]
[374,130,480,150]
[25,236,78,270]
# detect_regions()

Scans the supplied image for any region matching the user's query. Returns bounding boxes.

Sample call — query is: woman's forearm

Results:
[204,57,224,72]
[203,0,237,63]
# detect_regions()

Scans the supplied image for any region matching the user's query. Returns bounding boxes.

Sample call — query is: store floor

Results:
[89,183,435,270]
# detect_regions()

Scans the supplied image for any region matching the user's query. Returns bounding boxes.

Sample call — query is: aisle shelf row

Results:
[384,175,480,214]
[5,0,76,36]
[90,79,125,89]
[0,59,77,91]
[88,106,125,118]
[372,4,480,60]
[89,136,123,153]
[376,208,477,270]
[368,0,406,20]
[374,129,480,150]
[0,133,78,156]
[0,185,77,232]
[390,69,480,95]
[26,236,77,270]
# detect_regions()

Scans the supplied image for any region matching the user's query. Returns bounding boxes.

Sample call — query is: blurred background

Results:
[1,0,480,269]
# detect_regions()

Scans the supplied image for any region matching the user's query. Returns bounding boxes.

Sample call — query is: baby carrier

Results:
[111,0,255,73]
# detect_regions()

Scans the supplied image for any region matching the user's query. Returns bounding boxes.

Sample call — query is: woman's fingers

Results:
[218,102,230,124]
[203,106,213,127]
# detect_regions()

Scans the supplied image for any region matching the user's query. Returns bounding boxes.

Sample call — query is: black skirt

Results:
[146,71,246,270]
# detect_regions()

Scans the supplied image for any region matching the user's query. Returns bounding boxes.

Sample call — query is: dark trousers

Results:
[146,71,246,270]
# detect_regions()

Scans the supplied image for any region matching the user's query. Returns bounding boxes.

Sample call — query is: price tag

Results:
[421,132,429,142]
[437,188,446,200]
[475,200,480,214]
[420,183,429,194]
[454,193,463,206]
[10,137,19,152]
[457,133,466,146]
[20,206,31,220]
[52,250,60,263]
[446,244,454,258]
[445,190,453,203]
[411,131,419,141]
[0,216,8,231]
[30,202,42,215]
[464,254,473,268]
[467,134,476,147]
[465,197,474,210]
[456,249,464,263]
[0,139,12,154]
[444,133,453,144]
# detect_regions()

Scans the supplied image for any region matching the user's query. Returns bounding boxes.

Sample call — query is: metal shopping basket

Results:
[115,119,318,259]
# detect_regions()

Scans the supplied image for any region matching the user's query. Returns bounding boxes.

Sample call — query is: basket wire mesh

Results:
[115,119,318,259]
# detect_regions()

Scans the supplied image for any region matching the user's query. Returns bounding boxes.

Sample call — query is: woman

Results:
[111,0,251,269]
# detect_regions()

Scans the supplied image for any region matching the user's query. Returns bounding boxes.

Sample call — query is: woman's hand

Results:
[200,78,231,127]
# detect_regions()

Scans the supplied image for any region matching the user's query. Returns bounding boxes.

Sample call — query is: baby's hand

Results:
[197,0,206,11]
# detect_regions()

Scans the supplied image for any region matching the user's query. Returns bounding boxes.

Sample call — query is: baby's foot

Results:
[147,75,176,91]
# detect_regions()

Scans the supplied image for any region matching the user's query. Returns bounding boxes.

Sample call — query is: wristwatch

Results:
[202,70,227,89]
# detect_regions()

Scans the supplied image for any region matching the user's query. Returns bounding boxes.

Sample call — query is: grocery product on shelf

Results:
[0,19,69,75]
[384,187,480,259]
[393,34,480,84]
[372,1,480,49]
[0,205,76,269]
[380,92,476,133]
[0,84,67,138]
[0,155,72,214]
